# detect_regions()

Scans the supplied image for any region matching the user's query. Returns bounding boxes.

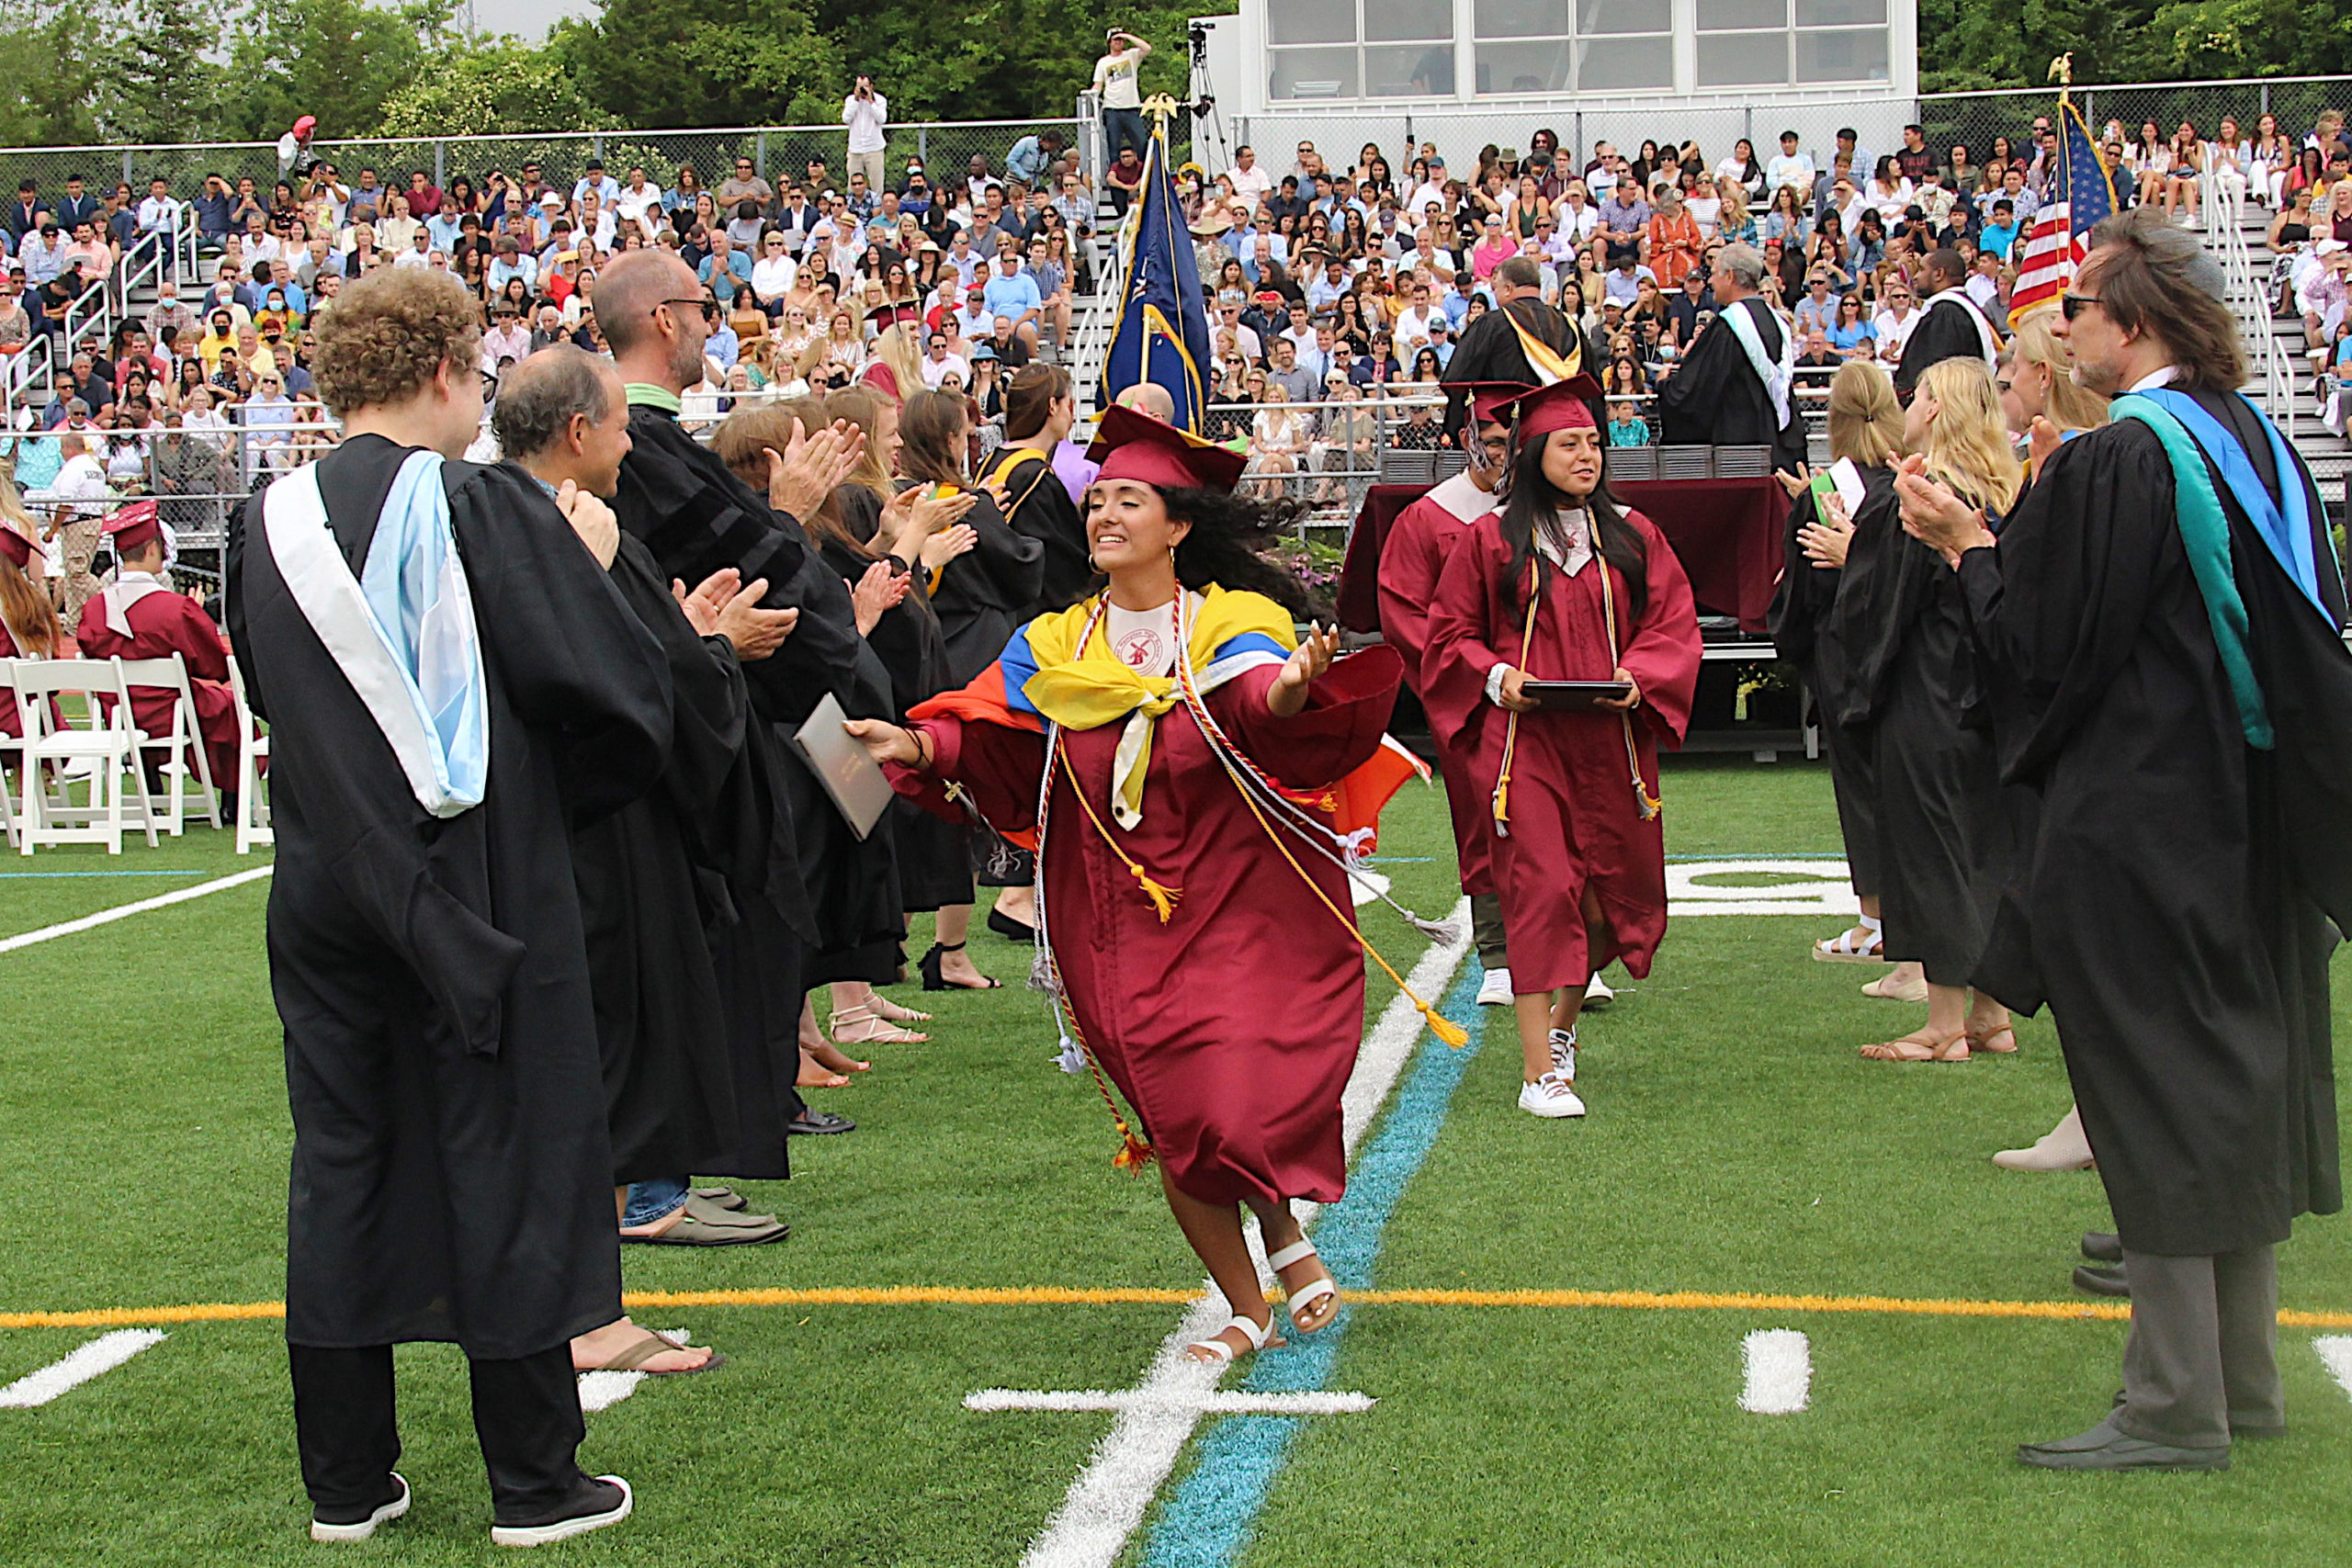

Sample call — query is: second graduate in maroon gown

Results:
[1378,383,1521,988]
[854,407,1422,1367]
[1426,377,1702,1118]
[74,501,244,793]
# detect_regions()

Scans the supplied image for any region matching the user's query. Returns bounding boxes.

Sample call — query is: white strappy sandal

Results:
[1186,1308,1279,1365]
[1267,1239,1340,1335]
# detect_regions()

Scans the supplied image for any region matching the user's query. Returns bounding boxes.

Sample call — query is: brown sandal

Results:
[1860,1030,1969,1062]
[580,1327,727,1377]
[1967,1023,2018,1055]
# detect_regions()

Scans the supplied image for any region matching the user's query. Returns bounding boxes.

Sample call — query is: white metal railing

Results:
[2210,197,2297,441]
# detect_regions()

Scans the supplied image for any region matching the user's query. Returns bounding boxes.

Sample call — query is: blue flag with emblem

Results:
[1100,110,1214,433]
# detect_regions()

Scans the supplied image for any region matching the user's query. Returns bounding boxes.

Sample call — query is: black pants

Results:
[289,1342,587,1521]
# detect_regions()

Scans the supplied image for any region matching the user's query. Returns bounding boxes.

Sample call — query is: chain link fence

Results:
[0,119,1085,210]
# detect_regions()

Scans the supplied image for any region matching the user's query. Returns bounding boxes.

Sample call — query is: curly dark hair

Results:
[1160,486,1317,618]
[311,267,481,417]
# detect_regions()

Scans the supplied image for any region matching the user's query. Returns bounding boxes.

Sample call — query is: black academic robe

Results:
[1893,290,1994,399]
[614,403,906,986]
[910,480,1046,687]
[1770,465,1896,900]
[226,434,672,1359]
[1442,297,1596,438]
[1958,392,2348,1256]
[567,528,768,1185]
[1822,468,1996,983]
[1657,297,1807,472]
[822,511,973,912]
[991,447,1091,617]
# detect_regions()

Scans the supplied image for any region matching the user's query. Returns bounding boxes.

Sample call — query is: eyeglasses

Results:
[656,297,721,322]
[2059,292,2101,321]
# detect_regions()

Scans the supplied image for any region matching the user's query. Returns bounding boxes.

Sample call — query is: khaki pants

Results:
[57,513,102,632]
[848,149,887,194]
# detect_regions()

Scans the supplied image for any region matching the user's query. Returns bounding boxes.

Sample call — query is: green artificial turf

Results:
[1,758,2346,1565]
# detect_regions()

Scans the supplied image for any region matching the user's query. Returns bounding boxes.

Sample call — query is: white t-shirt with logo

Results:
[1104,592,1198,677]
[1093,48,1144,110]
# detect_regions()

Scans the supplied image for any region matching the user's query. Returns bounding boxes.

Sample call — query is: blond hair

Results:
[1825,360,1905,468]
[1916,357,2023,514]
[2007,307,2109,433]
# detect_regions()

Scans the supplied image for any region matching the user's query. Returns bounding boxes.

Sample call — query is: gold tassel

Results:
[1112,1127,1158,1173]
[1130,865,1182,924]
[1420,1001,1471,1049]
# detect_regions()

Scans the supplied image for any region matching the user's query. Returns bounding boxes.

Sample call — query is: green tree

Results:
[0,2,102,146]
[94,0,229,143]
[556,0,845,129]
[379,33,621,137]
[218,0,460,142]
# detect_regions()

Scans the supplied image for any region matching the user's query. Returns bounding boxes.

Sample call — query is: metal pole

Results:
[434,140,446,189]
[918,126,930,169]
[756,129,768,175]
[2083,89,2095,133]
[2261,83,2271,118]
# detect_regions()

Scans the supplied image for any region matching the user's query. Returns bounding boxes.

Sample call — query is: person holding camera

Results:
[844,74,890,196]
[1091,29,1152,169]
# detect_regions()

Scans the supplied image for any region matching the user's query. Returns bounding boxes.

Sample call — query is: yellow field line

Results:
[7,1285,2352,1331]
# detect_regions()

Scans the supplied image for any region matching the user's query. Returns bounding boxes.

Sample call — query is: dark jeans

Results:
[1103,107,1149,170]
[290,1341,588,1522]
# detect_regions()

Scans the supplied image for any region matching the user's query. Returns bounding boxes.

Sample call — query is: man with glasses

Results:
[717,157,774,215]
[1596,175,1650,272]
[920,329,970,389]
[1900,206,2352,1475]
[1870,280,1918,366]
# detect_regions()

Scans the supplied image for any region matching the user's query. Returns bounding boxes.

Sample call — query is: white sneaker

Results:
[1583,973,1614,1008]
[1476,966,1513,1006]
[1548,1028,1577,1079]
[1518,1071,1587,1119]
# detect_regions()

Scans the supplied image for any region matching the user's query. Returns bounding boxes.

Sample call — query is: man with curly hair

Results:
[226,266,672,1546]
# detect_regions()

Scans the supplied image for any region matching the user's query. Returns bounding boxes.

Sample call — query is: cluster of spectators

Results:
[1177,106,2352,478]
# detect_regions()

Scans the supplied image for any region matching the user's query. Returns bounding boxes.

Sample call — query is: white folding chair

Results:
[116,655,223,835]
[0,658,19,849]
[227,655,271,854]
[9,658,159,855]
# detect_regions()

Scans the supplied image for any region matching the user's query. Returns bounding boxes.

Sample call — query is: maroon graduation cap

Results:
[1086,404,1248,495]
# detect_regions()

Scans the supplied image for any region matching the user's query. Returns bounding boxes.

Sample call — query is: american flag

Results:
[2008,99,2117,323]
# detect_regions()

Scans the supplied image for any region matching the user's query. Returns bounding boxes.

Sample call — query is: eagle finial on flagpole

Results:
[1142,93,1181,127]
[2049,52,2074,86]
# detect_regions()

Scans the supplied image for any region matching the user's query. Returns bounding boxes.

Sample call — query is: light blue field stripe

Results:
[1139,959,1487,1568]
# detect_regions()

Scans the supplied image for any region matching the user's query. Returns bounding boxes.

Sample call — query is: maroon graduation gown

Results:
[1378,473,1500,899]
[897,649,1403,1208]
[1424,510,1701,993]
[75,584,243,788]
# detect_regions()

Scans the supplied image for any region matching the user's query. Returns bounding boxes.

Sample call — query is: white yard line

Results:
[2315,1336,2352,1401]
[1737,1329,1813,1415]
[968,1390,1375,1416]
[0,1330,166,1408]
[0,865,273,955]
[1014,901,1471,1568]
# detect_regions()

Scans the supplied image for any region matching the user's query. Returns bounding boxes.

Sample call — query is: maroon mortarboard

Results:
[101,499,163,554]
[1443,379,1534,425]
[1086,403,1248,494]
[1505,374,1606,435]
[0,522,32,570]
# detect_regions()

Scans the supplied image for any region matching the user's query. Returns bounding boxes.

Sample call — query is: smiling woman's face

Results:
[1085,479,1189,574]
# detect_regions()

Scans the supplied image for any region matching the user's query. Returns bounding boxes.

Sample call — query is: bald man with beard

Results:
[599,248,896,1179]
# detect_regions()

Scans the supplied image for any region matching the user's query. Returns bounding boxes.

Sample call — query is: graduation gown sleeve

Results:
[926,487,1046,686]
[996,450,1092,616]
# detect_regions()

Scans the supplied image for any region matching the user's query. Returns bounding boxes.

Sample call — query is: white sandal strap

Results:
[1188,1313,1274,1363]
[1286,1278,1337,1318]
[1265,1239,1319,1273]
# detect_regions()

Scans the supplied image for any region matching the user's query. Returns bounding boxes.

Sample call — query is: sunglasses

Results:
[2060,292,2101,321]
[657,297,721,322]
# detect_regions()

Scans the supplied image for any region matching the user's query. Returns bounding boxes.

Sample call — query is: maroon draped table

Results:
[1338,476,1784,635]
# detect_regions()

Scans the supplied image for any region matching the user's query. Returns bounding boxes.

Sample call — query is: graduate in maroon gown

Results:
[1425,377,1702,1119]
[0,510,67,739]
[1379,382,1521,997]
[74,501,243,796]
[849,407,1423,1368]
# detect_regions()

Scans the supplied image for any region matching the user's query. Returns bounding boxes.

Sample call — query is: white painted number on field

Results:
[2315,1336,2352,1402]
[1738,1329,1812,1415]
[1669,860,1858,918]
[0,1329,166,1408]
